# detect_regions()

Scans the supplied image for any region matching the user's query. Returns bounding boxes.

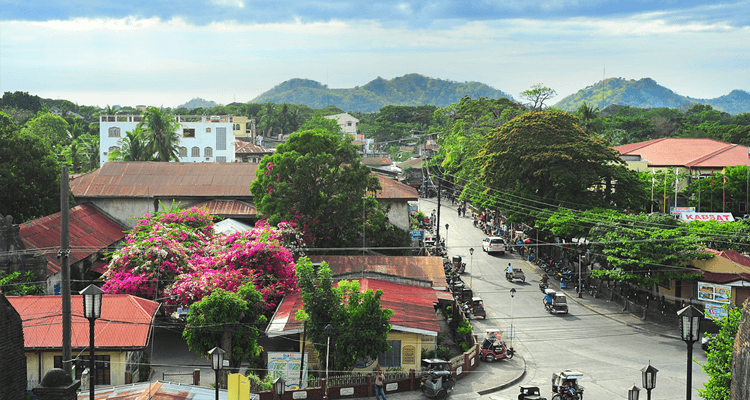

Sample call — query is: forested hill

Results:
[554,78,750,115]
[250,74,514,112]
[177,97,219,110]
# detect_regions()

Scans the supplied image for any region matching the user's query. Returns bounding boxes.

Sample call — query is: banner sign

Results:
[698,282,731,304]
[410,230,424,240]
[267,352,309,390]
[670,206,695,216]
[679,213,735,222]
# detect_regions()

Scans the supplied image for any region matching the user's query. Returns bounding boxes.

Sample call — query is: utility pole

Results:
[59,166,72,375]
[436,180,442,244]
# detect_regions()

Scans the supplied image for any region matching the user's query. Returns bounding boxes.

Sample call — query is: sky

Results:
[1,0,749,109]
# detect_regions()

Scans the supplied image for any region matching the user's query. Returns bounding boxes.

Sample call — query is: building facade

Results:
[99,114,236,166]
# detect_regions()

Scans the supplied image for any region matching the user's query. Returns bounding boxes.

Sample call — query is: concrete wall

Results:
[731,300,750,400]
[89,198,156,229]
[0,295,26,400]
[381,200,411,232]
[25,350,131,390]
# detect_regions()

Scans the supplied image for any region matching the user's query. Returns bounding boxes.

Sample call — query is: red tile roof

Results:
[20,204,127,277]
[194,200,256,216]
[614,138,750,168]
[362,157,393,167]
[397,158,424,169]
[307,255,448,290]
[8,294,158,350]
[266,278,441,337]
[70,162,258,198]
[374,175,418,201]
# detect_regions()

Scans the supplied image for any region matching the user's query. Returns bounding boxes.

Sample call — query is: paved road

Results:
[417,197,709,400]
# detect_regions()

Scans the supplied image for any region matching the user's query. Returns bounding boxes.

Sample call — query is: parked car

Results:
[482,236,508,254]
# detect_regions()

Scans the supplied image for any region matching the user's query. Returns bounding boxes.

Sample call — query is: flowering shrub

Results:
[103,206,300,314]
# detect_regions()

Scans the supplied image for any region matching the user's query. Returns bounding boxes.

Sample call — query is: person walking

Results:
[374,366,387,400]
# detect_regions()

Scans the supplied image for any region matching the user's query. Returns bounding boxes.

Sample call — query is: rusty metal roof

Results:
[307,255,447,289]
[194,200,256,216]
[362,157,393,166]
[374,175,418,200]
[235,141,272,154]
[70,162,258,198]
[9,294,158,350]
[19,204,127,277]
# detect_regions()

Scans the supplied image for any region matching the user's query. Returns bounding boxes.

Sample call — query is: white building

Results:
[99,114,236,166]
[324,113,359,137]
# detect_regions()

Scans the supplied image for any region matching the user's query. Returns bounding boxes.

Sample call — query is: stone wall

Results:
[0,213,46,279]
[731,300,750,400]
[0,294,27,399]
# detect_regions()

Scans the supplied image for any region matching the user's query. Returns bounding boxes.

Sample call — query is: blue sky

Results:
[1,0,748,108]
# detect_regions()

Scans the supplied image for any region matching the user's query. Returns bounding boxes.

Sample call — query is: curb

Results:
[476,354,527,396]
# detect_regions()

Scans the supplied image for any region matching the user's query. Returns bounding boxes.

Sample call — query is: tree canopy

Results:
[139,107,181,162]
[699,304,742,400]
[520,84,557,111]
[250,129,380,249]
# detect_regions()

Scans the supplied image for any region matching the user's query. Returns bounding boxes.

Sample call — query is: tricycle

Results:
[479,329,514,362]
[518,386,547,400]
[551,370,584,400]
[543,289,569,314]
[452,255,466,274]
[420,359,455,400]
[506,267,526,282]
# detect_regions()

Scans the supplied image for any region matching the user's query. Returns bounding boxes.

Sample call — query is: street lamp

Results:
[444,224,449,247]
[576,245,585,298]
[628,385,641,400]
[273,377,286,400]
[641,363,658,400]
[678,305,703,400]
[324,324,333,400]
[509,288,516,349]
[469,248,474,288]
[209,346,226,400]
[80,284,103,400]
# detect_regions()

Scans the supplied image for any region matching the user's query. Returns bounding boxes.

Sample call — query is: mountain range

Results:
[249,74,513,113]
[553,78,750,115]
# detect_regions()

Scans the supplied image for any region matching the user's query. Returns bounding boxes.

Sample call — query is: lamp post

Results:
[509,288,516,349]
[209,347,225,400]
[576,245,585,298]
[628,385,641,400]
[641,363,658,400]
[678,305,703,400]
[324,324,332,400]
[80,284,104,400]
[273,377,286,400]
[444,224,449,248]
[469,248,474,288]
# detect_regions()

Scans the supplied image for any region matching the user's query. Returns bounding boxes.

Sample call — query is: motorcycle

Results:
[587,283,598,298]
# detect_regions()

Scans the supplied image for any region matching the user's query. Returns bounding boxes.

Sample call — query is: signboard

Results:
[402,345,416,365]
[267,352,309,390]
[339,388,354,396]
[679,212,735,222]
[410,230,425,240]
[670,206,695,216]
[698,282,732,319]
[293,392,308,399]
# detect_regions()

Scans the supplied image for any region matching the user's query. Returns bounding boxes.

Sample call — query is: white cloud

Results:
[211,0,245,8]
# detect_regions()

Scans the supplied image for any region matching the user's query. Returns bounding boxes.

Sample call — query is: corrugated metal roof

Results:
[374,175,419,201]
[8,294,158,350]
[77,381,236,400]
[195,200,256,216]
[362,157,392,166]
[614,138,749,168]
[235,141,271,154]
[19,204,127,277]
[307,255,447,289]
[70,162,258,198]
[266,278,441,337]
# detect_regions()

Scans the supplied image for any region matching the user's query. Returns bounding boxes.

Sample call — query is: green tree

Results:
[183,283,267,371]
[0,112,63,223]
[299,115,344,137]
[0,91,43,113]
[109,126,149,162]
[139,107,181,162]
[520,84,557,111]
[295,259,392,371]
[699,304,742,400]
[22,112,70,148]
[250,129,380,249]
[0,271,45,295]
[577,101,600,134]
[472,110,648,221]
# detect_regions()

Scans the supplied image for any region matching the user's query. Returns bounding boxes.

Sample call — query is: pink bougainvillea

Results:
[102,206,300,315]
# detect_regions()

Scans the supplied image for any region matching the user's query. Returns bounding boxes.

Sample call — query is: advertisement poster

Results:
[267,352,309,390]
[670,206,695,216]
[679,213,735,222]
[704,303,728,319]
[698,282,731,304]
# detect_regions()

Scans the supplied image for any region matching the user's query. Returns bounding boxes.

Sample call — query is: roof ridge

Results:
[685,143,739,167]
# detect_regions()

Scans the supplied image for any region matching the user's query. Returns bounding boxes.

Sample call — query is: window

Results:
[216,156,226,163]
[183,128,195,138]
[108,146,120,154]
[378,340,401,367]
[206,127,212,133]
[55,355,111,385]
[347,121,352,126]
[216,127,227,150]
[234,124,240,130]
[204,147,213,157]
[108,127,120,137]
[191,147,200,157]
[179,147,187,157]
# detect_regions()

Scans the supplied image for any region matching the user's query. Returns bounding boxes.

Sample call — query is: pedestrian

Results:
[374,365,387,400]
[462,205,466,217]
[458,206,461,217]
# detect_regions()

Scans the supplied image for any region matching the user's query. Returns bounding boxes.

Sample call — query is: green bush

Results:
[421,347,436,359]
[459,342,472,352]
[244,371,274,391]
[435,345,451,361]
[456,320,473,337]
[137,354,151,381]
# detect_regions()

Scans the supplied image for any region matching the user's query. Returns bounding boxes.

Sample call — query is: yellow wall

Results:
[233,116,250,137]
[25,350,130,389]
[300,331,436,372]
[691,255,746,274]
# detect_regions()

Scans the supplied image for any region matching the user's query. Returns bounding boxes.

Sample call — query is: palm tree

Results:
[139,107,181,162]
[577,101,600,134]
